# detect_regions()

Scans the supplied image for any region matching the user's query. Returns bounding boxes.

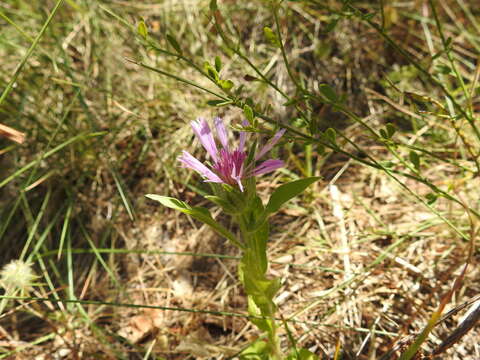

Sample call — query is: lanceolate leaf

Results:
[137,20,148,39]
[146,194,243,249]
[243,104,254,124]
[263,26,280,48]
[265,177,320,214]
[204,195,238,214]
[214,55,222,72]
[318,83,338,103]
[409,150,420,171]
[166,34,182,54]
[239,339,270,360]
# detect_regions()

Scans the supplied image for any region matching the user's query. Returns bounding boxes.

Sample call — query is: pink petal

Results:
[255,128,286,161]
[178,151,223,183]
[235,177,244,192]
[214,117,229,150]
[252,159,284,176]
[238,119,249,153]
[230,162,244,192]
[191,118,218,161]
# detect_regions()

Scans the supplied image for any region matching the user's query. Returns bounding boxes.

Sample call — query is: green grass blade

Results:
[0,0,65,106]
[0,131,106,189]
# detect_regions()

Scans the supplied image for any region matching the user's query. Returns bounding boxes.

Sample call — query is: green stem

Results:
[237,203,282,358]
[268,321,282,360]
[273,4,303,94]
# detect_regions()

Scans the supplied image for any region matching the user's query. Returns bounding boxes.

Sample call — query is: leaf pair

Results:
[146,176,320,246]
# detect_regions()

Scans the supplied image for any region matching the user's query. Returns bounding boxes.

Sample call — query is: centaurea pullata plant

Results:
[147,117,319,359]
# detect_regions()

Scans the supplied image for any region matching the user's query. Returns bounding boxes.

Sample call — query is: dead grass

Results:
[1,0,480,359]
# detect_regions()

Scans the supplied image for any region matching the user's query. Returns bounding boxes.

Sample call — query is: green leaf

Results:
[409,151,420,171]
[317,144,325,156]
[244,278,280,319]
[209,0,218,11]
[287,348,319,360]
[243,104,254,124]
[166,34,182,54]
[265,177,320,215]
[363,12,376,20]
[240,247,279,304]
[380,160,395,169]
[252,221,268,274]
[204,61,219,82]
[379,129,388,139]
[204,195,238,214]
[263,26,280,48]
[214,55,222,72]
[426,192,438,205]
[218,79,234,90]
[324,127,336,144]
[431,49,445,61]
[445,36,453,49]
[239,339,269,360]
[283,97,304,107]
[386,123,396,138]
[137,20,148,39]
[436,64,452,75]
[318,83,337,102]
[206,99,232,107]
[297,349,318,360]
[145,195,243,249]
[241,262,279,310]
[145,195,187,210]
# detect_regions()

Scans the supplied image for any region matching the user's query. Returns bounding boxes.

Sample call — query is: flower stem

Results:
[237,200,282,358]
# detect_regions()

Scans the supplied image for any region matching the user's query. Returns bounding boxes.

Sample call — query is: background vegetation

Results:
[1,0,480,358]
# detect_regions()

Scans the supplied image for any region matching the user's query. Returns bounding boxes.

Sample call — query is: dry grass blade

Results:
[433,298,480,356]
[0,123,25,144]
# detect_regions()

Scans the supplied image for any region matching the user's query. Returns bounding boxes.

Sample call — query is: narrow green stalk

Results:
[428,0,471,117]
[127,59,229,101]
[273,4,303,93]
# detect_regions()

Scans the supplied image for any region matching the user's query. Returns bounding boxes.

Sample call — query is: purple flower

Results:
[179,117,285,191]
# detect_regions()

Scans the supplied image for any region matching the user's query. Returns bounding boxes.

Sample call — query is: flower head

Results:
[0,259,37,293]
[179,117,285,191]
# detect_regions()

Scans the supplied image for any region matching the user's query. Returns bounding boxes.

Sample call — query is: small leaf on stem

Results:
[324,127,336,144]
[263,26,281,48]
[219,79,234,90]
[409,150,420,171]
[243,104,254,124]
[137,20,148,39]
[166,34,182,54]
[209,0,217,11]
[386,123,396,138]
[318,84,338,103]
[214,55,222,72]
[265,177,320,214]
[204,62,219,81]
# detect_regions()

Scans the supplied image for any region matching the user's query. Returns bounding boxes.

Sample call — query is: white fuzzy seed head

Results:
[0,260,37,292]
